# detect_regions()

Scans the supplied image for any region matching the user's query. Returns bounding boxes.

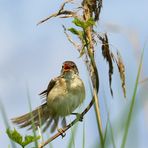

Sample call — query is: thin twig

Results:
[63,25,81,52]
[37,0,75,25]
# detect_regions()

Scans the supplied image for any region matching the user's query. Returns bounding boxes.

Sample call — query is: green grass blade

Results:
[103,118,109,146]
[37,109,45,144]
[108,119,116,148]
[0,100,10,128]
[103,93,116,148]
[103,116,116,148]
[0,99,17,148]
[67,123,78,148]
[121,49,144,148]
[82,121,85,148]
[26,85,38,148]
[104,89,146,147]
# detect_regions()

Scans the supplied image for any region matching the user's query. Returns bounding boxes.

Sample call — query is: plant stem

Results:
[82,1,104,146]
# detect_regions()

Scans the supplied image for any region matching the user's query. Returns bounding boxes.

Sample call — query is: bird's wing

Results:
[39,78,56,98]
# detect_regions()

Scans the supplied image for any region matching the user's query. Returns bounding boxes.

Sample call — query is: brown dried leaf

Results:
[99,33,114,96]
[37,0,75,25]
[116,52,126,97]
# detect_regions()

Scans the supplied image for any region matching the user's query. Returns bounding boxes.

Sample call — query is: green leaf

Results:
[68,28,84,38]
[84,17,95,28]
[68,28,80,35]
[72,17,95,29]
[68,27,85,43]
[6,128,40,148]
[6,128,23,146]
[72,18,85,28]
[22,135,40,147]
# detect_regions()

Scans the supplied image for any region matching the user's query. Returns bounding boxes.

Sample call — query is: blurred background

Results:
[0,0,148,147]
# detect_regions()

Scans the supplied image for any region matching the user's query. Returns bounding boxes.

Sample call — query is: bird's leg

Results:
[57,128,66,138]
[56,117,66,138]
[71,113,83,122]
[61,117,67,128]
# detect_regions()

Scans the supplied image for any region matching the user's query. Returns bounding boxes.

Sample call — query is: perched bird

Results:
[12,61,85,133]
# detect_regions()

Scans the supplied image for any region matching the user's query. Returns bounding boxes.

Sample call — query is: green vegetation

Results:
[6,128,40,148]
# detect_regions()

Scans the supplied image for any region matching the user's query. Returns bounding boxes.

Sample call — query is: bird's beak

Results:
[64,64,71,71]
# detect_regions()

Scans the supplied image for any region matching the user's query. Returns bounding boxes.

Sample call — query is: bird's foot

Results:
[57,128,66,138]
[71,113,83,122]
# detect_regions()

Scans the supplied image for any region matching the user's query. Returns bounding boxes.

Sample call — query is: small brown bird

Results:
[12,61,85,132]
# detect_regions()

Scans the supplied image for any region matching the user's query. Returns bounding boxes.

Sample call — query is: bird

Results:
[12,61,85,133]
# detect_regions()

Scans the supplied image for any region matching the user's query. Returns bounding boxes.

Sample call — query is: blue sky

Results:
[0,0,148,148]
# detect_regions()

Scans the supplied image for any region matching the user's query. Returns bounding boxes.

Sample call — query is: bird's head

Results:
[61,61,79,76]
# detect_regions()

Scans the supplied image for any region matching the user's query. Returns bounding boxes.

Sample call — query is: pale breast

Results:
[47,76,85,116]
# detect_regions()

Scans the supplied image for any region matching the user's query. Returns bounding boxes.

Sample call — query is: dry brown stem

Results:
[37,0,76,25]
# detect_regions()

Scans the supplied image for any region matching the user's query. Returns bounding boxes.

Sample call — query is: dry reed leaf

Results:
[116,51,126,97]
[98,33,114,96]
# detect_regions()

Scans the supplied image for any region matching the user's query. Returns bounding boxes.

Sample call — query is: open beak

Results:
[63,64,71,71]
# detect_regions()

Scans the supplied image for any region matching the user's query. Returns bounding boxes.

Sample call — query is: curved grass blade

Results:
[26,84,38,148]
[104,93,116,148]
[0,99,17,148]
[103,118,109,146]
[121,49,144,148]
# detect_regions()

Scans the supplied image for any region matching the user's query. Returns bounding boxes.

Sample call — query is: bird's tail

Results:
[11,103,56,132]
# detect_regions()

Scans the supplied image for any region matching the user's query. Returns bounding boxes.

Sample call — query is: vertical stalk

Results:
[83,1,104,147]
[94,89,104,147]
